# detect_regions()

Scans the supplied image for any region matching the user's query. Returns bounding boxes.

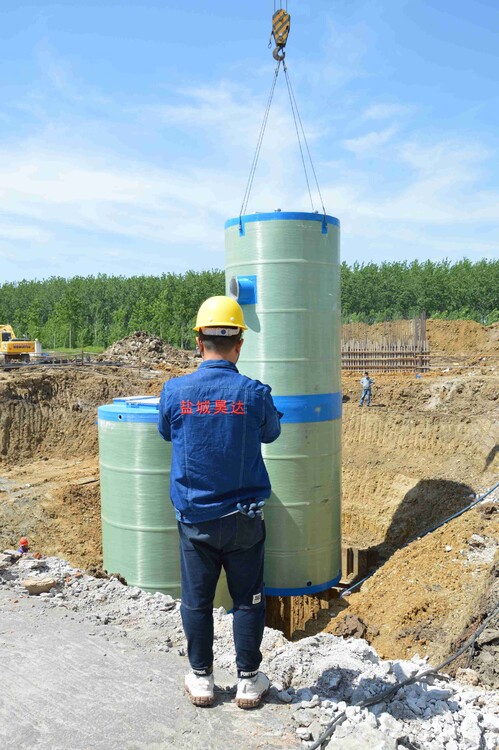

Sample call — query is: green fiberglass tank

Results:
[98,396,231,607]
[225,211,342,595]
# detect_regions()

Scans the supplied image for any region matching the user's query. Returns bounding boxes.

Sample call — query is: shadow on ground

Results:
[374,478,475,561]
[484,444,498,472]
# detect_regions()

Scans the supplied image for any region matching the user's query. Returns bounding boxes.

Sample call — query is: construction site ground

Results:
[0,319,498,748]
[0,582,295,750]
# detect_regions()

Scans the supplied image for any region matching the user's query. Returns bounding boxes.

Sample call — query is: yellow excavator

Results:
[0,325,35,363]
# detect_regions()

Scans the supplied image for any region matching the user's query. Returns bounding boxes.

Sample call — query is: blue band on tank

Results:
[99,392,342,424]
[273,392,342,423]
[225,212,340,236]
[98,404,159,424]
[265,572,342,596]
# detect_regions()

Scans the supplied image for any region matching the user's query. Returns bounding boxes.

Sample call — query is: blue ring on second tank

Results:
[273,392,342,423]
[265,571,342,597]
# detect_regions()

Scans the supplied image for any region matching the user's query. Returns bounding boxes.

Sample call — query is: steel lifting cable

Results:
[239,60,326,219]
[283,61,314,211]
[241,2,326,220]
[283,61,327,217]
[239,60,282,223]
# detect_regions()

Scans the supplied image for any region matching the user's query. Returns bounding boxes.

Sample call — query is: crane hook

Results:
[270,8,290,61]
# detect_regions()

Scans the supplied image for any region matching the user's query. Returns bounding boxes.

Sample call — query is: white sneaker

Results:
[184,672,215,707]
[235,671,270,709]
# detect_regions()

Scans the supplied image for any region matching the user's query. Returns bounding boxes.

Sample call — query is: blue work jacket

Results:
[158,359,281,523]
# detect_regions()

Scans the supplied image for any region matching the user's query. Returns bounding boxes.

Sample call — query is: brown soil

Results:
[1,457,103,570]
[427,319,499,356]
[341,368,498,556]
[0,321,498,683]
[0,366,168,568]
[325,505,498,683]
[0,367,164,465]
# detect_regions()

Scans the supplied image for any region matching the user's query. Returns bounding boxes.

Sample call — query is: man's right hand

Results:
[237,501,265,519]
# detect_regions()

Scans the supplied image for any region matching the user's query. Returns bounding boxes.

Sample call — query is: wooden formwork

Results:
[341,342,430,373]
[341,314,430,373]
[265,546,375,639]
[265,590,333,640]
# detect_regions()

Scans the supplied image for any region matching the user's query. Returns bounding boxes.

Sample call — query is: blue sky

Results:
[1,0,498,281]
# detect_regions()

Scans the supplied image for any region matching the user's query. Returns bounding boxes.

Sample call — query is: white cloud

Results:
[142,80,324,158]
[0,139,303,256]
[0,223,51,242]
[342,126,399,155]
[363,103,412,120]
[321,136,499,261]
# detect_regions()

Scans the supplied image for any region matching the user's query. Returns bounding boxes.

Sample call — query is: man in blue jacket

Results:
[158,296,281,709]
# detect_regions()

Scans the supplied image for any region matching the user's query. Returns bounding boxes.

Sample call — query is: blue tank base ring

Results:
[265,572,341,597]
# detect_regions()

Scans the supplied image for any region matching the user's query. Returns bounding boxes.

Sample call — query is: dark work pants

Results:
[178,512,266,679]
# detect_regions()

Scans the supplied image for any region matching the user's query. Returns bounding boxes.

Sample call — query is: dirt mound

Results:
[327,503,499,686]
[327,368,499,686]
[102,331,193,368]
[0,367,163,466]
[426,319,499,356]
[42,479,103,571]
[341,370,499,555]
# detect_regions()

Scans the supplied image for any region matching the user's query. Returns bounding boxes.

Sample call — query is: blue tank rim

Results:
[98,397,160,423]
[224,212,340,230]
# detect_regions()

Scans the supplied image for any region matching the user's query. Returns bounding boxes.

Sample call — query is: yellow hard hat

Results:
[193,296,247,331]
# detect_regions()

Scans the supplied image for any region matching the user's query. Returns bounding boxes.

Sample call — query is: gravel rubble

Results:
[1,553,498,750]
[101,331,193,368]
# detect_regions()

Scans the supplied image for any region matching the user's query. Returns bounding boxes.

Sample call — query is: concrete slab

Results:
[0,589,298,750]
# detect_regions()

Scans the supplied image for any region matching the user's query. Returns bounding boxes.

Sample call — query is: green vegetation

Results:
[1,260,497,350]
[341,259,498,324]
[0,271,223,350]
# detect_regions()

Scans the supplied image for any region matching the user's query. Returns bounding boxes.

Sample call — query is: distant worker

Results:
[359,372,375,407]
[158,296,282,709]
[18,537,29,555]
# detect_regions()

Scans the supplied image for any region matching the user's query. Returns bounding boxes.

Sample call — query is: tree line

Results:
[0,259,497,350]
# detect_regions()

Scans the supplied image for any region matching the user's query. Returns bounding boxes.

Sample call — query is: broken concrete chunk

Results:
[481,713,499,732]
[328,725,398,749]
[292,709,316,727]
[19,559,45,571]
[22,578,58,595]
[3,550,21,561]
[296,727,312,741]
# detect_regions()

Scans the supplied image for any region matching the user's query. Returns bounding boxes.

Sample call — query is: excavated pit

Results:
[0,329,498,683]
